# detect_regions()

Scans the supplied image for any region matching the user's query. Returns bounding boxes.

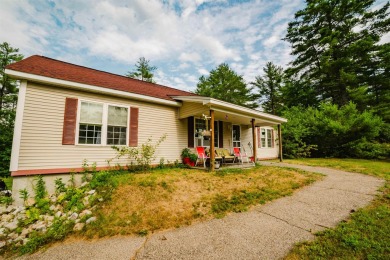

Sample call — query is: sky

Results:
[1,0,389,92]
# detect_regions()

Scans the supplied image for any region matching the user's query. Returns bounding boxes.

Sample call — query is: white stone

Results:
[4,220,18,231]
[68,212,79,221]
[0,241,5,249]
[25,198,36,207]
[44,215,54,222]
[49,205,56,211]
[17,213,27,221]
[0,206,6,214]
[86,216,97,224]
[21,228,30,237]
[73,222,85,231]
[1,214,13,222]
[0,228,5,236]
[80,209,92,218]
[8,232,18,239]
[55,211,63,218]
[80,182,88,188]
[98,198,104,202]
[23,238,29,245]
[32,221,46,232]
[87,190,96,195]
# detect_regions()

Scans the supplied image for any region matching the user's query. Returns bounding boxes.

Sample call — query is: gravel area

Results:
[14,162,384,260]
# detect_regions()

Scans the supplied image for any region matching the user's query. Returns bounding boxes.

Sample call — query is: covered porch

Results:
[172,96,288,170]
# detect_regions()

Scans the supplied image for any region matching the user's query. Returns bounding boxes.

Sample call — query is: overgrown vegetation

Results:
[282,103,389,159]
[110,134,167,170]
[284,158,390,260]
[83,165,321,238]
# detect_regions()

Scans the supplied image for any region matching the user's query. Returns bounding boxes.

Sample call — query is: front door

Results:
[232,125,241,148]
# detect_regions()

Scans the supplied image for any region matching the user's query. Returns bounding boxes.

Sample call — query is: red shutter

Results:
[129,107,139,147]
[219,121,223,148]
[257,127,261,148]
[62,98,78,145]
[188,116,194,148]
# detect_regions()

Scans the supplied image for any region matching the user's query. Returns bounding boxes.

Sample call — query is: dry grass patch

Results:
[84,165,321,238]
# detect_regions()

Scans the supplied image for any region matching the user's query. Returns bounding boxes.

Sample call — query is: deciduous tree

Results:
[195,63,259,109]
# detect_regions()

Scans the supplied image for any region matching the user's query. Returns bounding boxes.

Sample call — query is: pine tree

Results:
[252,62,284,115]
[0,42,24,111]
[126,57,157,83]
[284,0,390,108]
[195,63,259,109]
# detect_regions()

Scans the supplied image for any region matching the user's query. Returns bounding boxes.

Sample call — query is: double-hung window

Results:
[260,127,274,148]
[78,102,103,144]
[107,106,128,145]
[78,101,128,145]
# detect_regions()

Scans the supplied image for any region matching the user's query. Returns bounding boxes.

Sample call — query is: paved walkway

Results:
[18,162,384,260]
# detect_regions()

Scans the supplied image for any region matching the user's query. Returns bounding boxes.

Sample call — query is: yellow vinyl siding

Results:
[179,102,206,119]
[17,82,187,170]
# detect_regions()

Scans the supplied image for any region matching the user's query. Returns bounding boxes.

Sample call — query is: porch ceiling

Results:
[173,96,287,126]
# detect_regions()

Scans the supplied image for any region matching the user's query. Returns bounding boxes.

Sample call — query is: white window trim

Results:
[193,117,220,148]
[259,127,274,149]
[232,124,241,148]
[76,99,130,146]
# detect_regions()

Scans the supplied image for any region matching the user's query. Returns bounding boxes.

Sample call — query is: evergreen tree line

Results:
[195,0,390,159]
[0,0,389,177]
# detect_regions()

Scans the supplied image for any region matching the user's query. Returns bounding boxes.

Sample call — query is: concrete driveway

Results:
[18,162,384,260]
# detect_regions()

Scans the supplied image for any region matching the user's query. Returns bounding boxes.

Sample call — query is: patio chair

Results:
[196,146,209,168]
[233,147,250,164]
[216,148,235,164]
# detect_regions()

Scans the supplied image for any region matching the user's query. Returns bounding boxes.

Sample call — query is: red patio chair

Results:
[233,147,250,164]
[196,146,209,168]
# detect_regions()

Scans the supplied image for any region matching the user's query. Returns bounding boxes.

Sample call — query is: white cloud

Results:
[0,0,309,91]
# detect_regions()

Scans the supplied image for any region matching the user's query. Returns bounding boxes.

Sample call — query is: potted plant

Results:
[181,148,197,167]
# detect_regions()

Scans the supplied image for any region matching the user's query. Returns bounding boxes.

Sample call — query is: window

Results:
[260,127,274,148]
[107,106,128,145]
[78,102,103,144]
[194,118,220,147]
[78,101,128,145]
[232,125,240,147]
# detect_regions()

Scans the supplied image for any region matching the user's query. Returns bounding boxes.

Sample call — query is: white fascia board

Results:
[172,96,287,123]
[10,80,27,171]
[6,69,182,107]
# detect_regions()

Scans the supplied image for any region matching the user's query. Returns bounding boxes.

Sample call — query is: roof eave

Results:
[172,95,287,123]
[6,69,182,107]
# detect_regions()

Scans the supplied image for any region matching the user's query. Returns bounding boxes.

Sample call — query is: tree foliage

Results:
[282,102,388,159]
[195,63,259,109]
[284,0,390,108]
[0,42,23,111]
[252,62,284,115]
[0,42,23,177]
[126,57,157,83]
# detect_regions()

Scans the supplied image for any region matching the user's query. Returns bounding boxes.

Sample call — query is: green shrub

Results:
[110,134,167,170]
[34,175,47,201]
[282,102,387,159]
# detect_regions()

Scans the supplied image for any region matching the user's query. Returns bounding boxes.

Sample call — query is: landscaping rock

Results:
[1,214,13,222]
[69,212,79,221]
[4,220,18,231]
[0,228,5,236]
[55,211,63,218]
[83,196,90,206]
[49,205,56,211]
[86,216,97,224]
[80,182,88,188]
[87,190,96,195]
[25,198,36,207]
[73,223,85,231]
[0,241,5,249]
[80,209,92,218]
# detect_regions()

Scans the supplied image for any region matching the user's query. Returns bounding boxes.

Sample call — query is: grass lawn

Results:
[284,158,390,260]
[82,165,321,238]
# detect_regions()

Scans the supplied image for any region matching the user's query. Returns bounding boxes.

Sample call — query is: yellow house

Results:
[5,55,287,204]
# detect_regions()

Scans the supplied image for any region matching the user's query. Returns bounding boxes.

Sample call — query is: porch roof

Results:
[172,96,287,126]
